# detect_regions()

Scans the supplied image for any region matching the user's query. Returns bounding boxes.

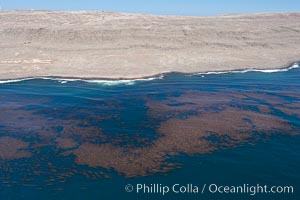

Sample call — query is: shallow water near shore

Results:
[0,65,300,200]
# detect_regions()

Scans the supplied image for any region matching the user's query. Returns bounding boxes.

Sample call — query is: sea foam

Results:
[0,75,164,85]
[0,63,298,85]
[192,63,299,76]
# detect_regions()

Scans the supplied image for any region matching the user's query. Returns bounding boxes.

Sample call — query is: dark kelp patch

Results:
[0,137,32,160]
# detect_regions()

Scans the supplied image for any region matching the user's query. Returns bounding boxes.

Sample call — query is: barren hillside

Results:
[0,11,300,79]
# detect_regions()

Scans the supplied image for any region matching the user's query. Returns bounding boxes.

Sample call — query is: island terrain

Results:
[0,11,300,80]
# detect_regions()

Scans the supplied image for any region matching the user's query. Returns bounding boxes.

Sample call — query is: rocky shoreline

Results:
[1,11,300,79]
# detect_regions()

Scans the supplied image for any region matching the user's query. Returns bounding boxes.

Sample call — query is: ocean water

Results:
[0,65,299,200]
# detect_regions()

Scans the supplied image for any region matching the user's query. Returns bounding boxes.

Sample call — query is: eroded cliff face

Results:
[1,11,300,79]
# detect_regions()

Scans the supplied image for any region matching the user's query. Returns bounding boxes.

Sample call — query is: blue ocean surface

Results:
[0,65,299,200]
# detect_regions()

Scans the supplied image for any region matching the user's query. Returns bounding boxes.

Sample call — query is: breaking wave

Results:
[192,63,299,76]
[0,63,299,85]
[0,75,164,85]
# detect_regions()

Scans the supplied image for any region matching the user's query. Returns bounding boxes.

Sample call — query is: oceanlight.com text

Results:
[125,183,294,196]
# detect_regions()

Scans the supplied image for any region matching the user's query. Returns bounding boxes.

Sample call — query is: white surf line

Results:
[0,77,35,84]
[85,75,164,86]
[0,75,164,85]
[0,63,298,84]
[0,77,81,84]
[190,63,300,76]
